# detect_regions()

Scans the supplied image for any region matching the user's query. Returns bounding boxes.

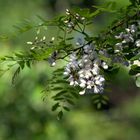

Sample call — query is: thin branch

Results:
[57,40,93,60]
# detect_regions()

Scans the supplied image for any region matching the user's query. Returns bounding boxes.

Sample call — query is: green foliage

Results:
[1,0,140,117]
[129,65,140,76]
[129,0,140,6]
[92,94,109,109]
[43,68,79,119]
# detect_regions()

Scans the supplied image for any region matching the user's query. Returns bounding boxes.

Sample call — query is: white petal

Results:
[63,71,69,76]
[99,77,105,82]
[114,49,120,53]
[79,83,86,88]
[51,62,56,66]
[70,81,74,86]
[79,90,85,95]
[80,78,86,84]
[92,68,99,75]
[74,81,79,86]
[94,85,100,93]
[87,85,92,89]
[95,80,101,85]
[27,41,33,45]
[102,62,108,69]
[79,73,84,78]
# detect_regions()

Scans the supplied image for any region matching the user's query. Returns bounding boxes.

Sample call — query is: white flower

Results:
[114,49,120,53]
[94,85,100,93]
[115,43,122,47]
[87,85,92,89]
[124,34,134,42]
[91,67,99,75]
[99,76,105,82]
[102,62,108,69]
[78,61,84,67]
[68,22,74,28]
[51,62,56,67]
[64,20,69,24]
[95,80,101,86]
[78,70,84,78]
[135,40,140,47]
[27,41,33,45]
[74,81,79,86]
[81,17,85,21]
[83,45,92,53]
[65,66,71,73]
[66,9,70,15]
[63,71,69,76]
[70,81,74,86]
[85,70,92,79]
[79,89,86,95]
[76,42,80,46]
[115,32,124,39]
[43,36,46,40]
[79,78,86,84]
[79,83,86,88]
[70,53,77,61]
[64,42,106,94]
[51,37,55,41]
[130,24,137,33]
[125,28,130,33]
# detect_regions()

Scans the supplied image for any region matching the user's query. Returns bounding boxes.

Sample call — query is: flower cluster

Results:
[63,9,86,31]
[64,44,108,95]
[114,21,140,66]
[115,22,139,52]
[27,30,57,66]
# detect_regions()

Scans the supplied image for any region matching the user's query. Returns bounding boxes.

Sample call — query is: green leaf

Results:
[92,1,117,13]
[105,64,120,75]
[101,100,108,105]
[26,61,31,68]
[0,35,9,40]
[66,99,75,105]
[52,90,66,99]
[5,56,14,59]
[51,103,60,111]
[15,53,24,58]
[63,106,70,112]
[57,111,63,120]
[52,87,63,91]
[54,97,64,101]
[70,91,79,98]
[66,37,74,41]
[97,102,102,109]
[99,54,111,64]
[64,94,73,99]
[130,54,140,61]
[93,99,100,104]
[102,95,109,101]
[13,19,34,33]
[12,67,20,84]
[90,10,101,18]
[0,57,6,61]
[129,0,138,6]
[92,94,100,100]
[18,61,25,69]
[129,65,140,76]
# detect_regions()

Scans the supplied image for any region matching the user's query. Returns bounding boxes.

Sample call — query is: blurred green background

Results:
[0,0,140,140]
